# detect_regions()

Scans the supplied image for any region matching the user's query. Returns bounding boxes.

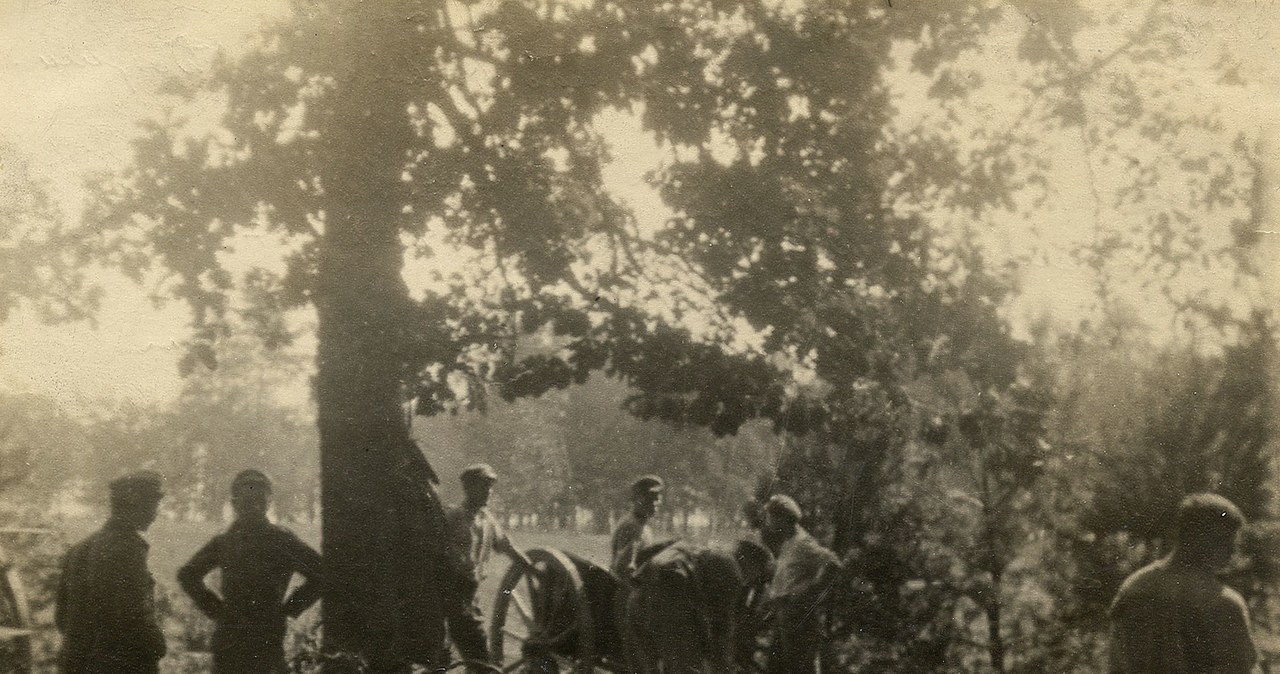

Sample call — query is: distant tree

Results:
[905,358,1053,673]
[0,141,96,326]
[0,392,94,504]
[160,331,318,520]
[1074,312,1276,613]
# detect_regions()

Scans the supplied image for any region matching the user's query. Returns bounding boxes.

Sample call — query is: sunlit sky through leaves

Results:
[3,0,1280,410]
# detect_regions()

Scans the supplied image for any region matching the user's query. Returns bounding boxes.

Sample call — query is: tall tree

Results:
[77,0,1260,667]
[81,0,668,665]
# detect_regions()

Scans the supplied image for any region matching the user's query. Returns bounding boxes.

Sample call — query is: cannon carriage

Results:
[488,547,628,673]
[486,542,784,674]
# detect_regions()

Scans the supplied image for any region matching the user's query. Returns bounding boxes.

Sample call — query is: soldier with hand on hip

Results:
[762,494,840,674]
[178,470,322,674]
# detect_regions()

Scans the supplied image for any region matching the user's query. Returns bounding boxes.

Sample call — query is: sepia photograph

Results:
[2,1,1280,672]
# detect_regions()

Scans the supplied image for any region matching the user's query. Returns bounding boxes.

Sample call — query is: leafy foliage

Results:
[70,0,1272,668]
[0,142,98,324]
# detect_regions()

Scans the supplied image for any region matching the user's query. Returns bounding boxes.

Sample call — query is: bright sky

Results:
[3,0,1280,409]
[0,0,290,406]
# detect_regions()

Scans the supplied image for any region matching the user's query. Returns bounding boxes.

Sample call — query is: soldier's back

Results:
[1110,558,1256,674]
[57,523,164,674]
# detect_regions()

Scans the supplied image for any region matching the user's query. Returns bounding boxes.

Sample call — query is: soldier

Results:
[177,470,322,674]
[610,475,664,578]
[762,494,839,674]
[628,539,774,674]
[56,471,167,674]
[1109,493,1257,674]
[443,464,533,673]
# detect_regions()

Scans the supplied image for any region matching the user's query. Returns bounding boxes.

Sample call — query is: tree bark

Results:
[314,2,447,669]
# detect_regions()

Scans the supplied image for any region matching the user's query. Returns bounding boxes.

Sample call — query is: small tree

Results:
[1065,312,1276,637]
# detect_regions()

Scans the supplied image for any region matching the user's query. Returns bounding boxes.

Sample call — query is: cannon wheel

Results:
[490,547,598,673]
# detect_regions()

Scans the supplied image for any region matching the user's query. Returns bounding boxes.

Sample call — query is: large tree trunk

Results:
[314,3,447,669]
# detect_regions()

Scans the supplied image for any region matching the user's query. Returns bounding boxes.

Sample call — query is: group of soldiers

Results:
[607,476,840,674]
[52,461,1262,674]
[443,468,841,674]
[56,469,321,674]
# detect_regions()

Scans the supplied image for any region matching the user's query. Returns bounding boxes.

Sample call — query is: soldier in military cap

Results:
[610,475,665,578]
[443,464,533,673]
[56,470,167,674]
[178,470,322,673]
[762,494,840,674]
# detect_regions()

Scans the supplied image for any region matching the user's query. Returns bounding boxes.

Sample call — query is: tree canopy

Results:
[71,0,1274,668]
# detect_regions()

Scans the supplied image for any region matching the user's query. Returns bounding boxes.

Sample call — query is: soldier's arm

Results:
[177,537,225,620]
[282,532,323,618]
[494,520,535,573]
[111,540,166,658]
[443,509,478,581]
[788,549,842,604]
[610,521,635,562]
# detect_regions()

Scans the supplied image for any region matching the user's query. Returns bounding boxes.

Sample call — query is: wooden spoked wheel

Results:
[490,548,597,673]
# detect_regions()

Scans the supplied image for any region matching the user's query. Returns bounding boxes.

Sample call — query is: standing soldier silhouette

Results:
[56,471,167,674]
[609,475,664,578]
[443,464,534,673]
[178,470,322,674]
[762,494,839,674]
[1109,493,1257,674]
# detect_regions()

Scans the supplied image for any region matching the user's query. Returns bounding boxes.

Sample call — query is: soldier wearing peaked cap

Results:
[443,464,534,673]
[460,463,498,484]
[56,471,167,674]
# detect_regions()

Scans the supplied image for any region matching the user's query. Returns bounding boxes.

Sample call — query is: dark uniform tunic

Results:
[177,518,322,674]
[1109,557,1257,674]
[56,518,166,674]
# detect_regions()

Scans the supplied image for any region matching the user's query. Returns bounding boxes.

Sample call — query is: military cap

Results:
[630,475,665,497]
[460,463,499,485]
[1177,492,1246,537]
[109,470,164,500]
[231,469,273,494]
[764,494,803,522]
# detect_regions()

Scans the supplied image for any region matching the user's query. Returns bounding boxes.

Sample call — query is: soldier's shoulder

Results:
[1114,559,1168,598]
[612,516,640,535]
[66,526,141,566]
[262,522,313,547]
[1217,583,1250,614]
